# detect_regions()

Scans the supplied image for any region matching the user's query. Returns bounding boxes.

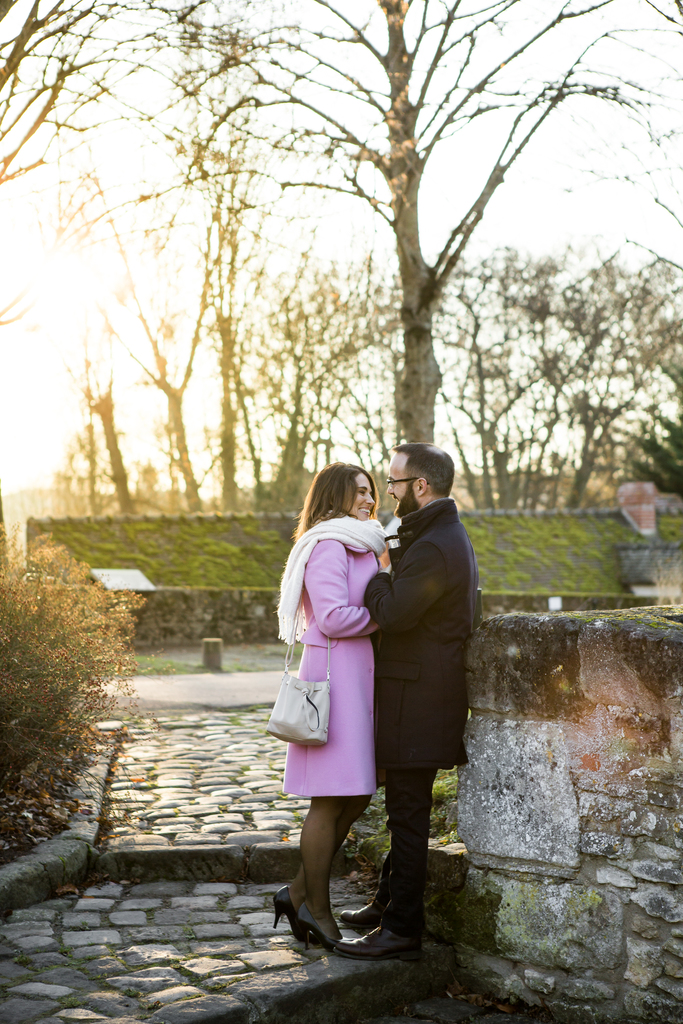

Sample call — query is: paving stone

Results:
[201,969,248,989]
[73,901,115,912]
[29,954,71,970]
[109,913,147,926]
[0,999,59,1023]
[86,993,140,1016]
[170,898,218,910]
[410,997,487,1021]
[10,983,75,998]
[83,958,125,978]
[237,949,306,970]
[188,943,243,956]
[151,986,204,1005]
[107,968,183,993]
[129,883,190,897]
[173,836,223,846]
[13,938,59,953]
[153,911,190,926]
[0,962,32,982]
[62,915,101,929]
[62,931,121,948]
[191,925,243,940]
[0,924,54,939]
[121,927,187,943]
[147,994,249,1024]
[71,948,111,960]
[180,959,228,977]
[198,824,243,834]
[56,1011,108,1020]
[116,900,162,911]
[33,970,92,991]
[192,885,236,897]
[122,945,181,966]
[83,886,123,898]
[224,897,262,911]
[236,912,274,926]
[9,911,58,923]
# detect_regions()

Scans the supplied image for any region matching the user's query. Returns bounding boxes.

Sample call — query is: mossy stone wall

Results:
[430,606,683,1023]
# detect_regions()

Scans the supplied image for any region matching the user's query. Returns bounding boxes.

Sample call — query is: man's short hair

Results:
[393,443,454,497]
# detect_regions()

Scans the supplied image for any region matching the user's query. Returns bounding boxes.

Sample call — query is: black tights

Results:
[289,794,371,940]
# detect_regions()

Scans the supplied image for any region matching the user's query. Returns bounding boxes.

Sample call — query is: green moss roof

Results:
[658,514,683,543]
[27,514,293,588]
[459,511,636,593]
[28,508,648,593]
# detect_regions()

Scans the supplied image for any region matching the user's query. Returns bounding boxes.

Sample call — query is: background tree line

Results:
[3,0,683,519]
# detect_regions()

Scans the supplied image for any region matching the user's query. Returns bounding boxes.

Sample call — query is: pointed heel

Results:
[272,886,314,944]
[296,902,337,952]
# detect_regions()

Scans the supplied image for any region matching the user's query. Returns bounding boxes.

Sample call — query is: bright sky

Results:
[1,0,682,510]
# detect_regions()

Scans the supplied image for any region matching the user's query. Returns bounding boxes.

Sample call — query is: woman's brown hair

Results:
[295,463,378,540]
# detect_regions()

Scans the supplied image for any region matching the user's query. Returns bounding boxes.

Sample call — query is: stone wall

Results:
[426,606,683,1023]
[134,588,279,646]
[132,589,655,648]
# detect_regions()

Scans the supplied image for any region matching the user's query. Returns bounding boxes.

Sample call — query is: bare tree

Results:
[214,0,645,441]
[238,260,373,509]
[101,209,211,513]
[440,250,682,508]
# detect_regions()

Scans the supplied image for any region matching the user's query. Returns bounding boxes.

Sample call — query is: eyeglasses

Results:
[386,476,428,487]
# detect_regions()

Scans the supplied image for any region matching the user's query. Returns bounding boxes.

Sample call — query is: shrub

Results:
[0,529,141,785]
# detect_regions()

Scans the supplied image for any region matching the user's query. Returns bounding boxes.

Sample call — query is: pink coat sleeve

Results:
[303,540,377,639]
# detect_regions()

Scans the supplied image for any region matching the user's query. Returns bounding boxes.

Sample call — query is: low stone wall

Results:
[483,592,656,616]
[426,605,683,1023]
[132,588,652,648]
[134,588,279,645]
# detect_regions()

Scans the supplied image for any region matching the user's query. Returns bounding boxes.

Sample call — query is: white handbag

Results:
[266,637,331,745]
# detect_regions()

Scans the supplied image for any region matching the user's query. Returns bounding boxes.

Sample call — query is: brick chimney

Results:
[617,481,658,536]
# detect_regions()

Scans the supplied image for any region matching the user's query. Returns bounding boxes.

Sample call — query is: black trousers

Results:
[373,767,438,937]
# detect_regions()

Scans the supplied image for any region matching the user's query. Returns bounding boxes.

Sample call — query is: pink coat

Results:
[283,539,379,797]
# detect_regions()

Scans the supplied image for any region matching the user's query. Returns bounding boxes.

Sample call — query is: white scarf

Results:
[277,516,387,644]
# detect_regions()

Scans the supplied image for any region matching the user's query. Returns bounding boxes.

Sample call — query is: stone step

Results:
[96,840,345,885]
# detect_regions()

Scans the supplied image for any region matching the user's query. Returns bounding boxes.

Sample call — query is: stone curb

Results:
[97,841,346,884]
[146,943,457,1024]
[0,741,115,913]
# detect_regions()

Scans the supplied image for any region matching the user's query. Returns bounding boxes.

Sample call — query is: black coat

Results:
[364,498,478,770]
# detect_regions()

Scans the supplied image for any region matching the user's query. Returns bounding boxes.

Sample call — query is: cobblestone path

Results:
[0,876,368,1023]
[0,711,538,1024]
[105,709,305,850]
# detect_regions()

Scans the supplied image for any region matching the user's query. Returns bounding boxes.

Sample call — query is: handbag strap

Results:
[284,636,331,680]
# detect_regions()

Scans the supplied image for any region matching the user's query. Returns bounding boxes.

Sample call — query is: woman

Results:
[273,463,386,949]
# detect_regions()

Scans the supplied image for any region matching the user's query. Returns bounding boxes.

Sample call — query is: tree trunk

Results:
[167,390,202,512]
[92,388,135,514]
[218,315,238,511]
[85,411,100,515]
[396,308,442,441]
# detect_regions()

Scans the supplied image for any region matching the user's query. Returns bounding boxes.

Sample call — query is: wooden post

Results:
[472,588,483,630]
[203,637,223,672]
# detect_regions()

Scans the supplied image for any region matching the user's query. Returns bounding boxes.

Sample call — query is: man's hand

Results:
[378,544,391,569]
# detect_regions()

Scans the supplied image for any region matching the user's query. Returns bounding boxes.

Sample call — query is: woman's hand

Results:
[378,544,391,569]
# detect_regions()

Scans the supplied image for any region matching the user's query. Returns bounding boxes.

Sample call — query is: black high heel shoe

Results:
[296,902,338,951]
[273,886,309,943]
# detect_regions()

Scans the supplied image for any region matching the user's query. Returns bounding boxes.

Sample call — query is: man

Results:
[335,442,478,961]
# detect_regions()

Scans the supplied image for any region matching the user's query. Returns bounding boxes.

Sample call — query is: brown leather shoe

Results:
[339,902,384,929]
[334,926,421,961]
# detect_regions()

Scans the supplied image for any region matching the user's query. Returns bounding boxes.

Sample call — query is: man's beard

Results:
[395,486,420,519]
